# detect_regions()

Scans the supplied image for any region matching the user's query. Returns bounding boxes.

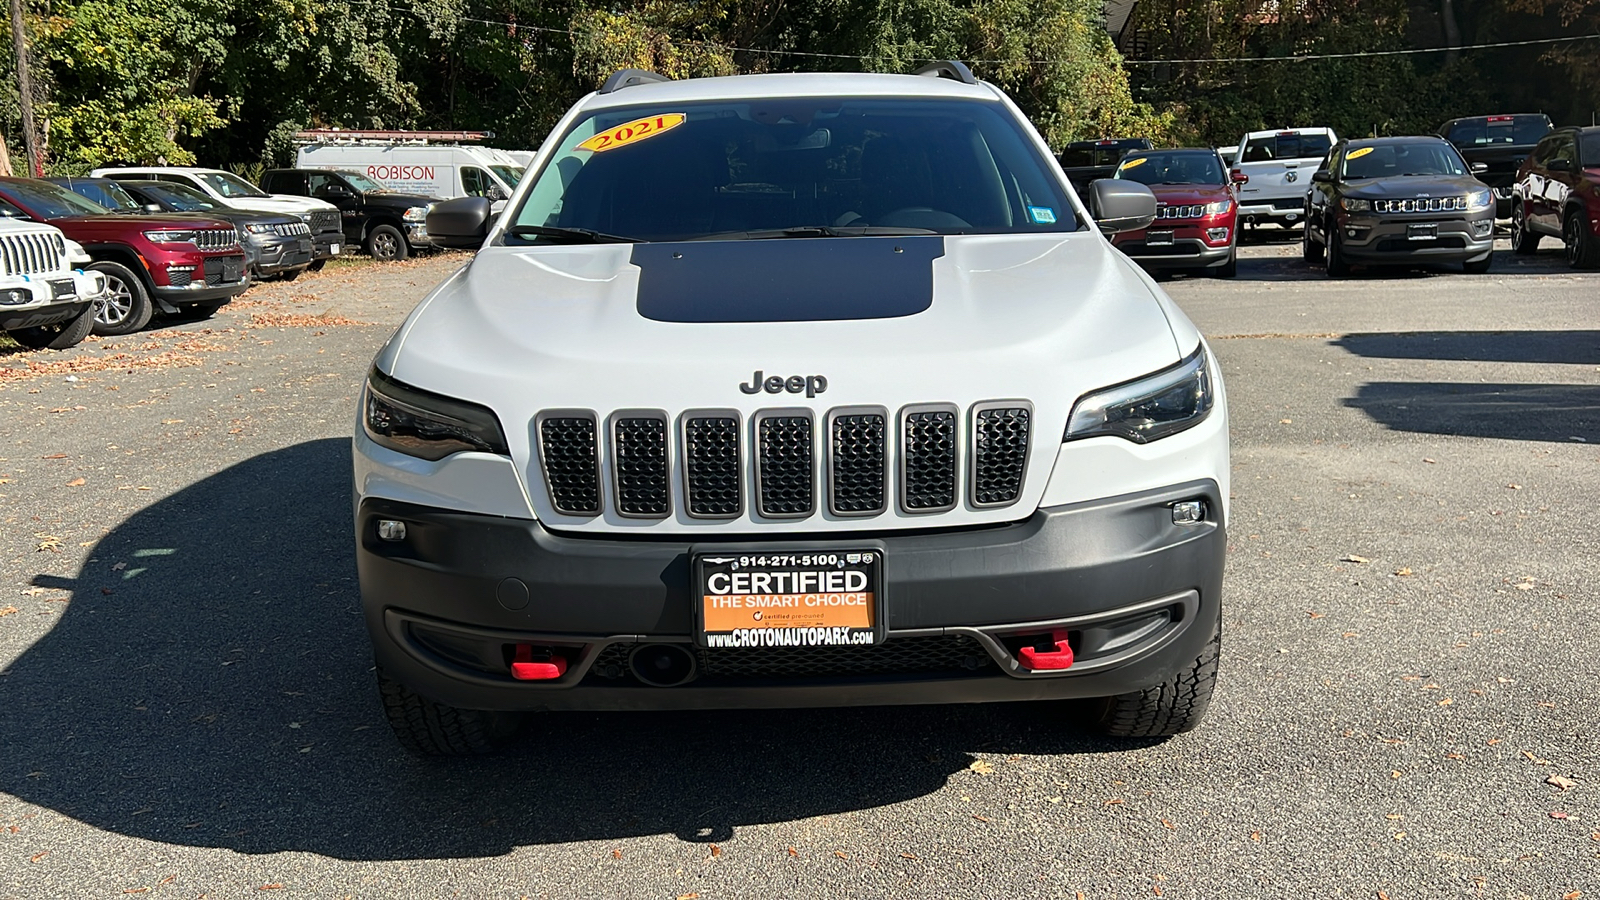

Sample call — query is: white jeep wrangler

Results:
[354,63,1229,756]
[0,217,108,350]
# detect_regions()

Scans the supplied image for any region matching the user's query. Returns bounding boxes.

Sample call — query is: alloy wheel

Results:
[1566,215,1581,267]
[373,231,399,260]
[95,277,135,327]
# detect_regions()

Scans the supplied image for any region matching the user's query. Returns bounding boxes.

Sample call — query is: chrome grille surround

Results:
[1373,196,1468,214]
[272,221,312,237]
[609,410,670,519]
[753,408,816,519]
[826,406,888,517]
[196,228,240,251]
[535,409,602,516]
[681,410,743,519]
[969,401,1033,509]
[1156,204,1206,219]
[898,403,960,514]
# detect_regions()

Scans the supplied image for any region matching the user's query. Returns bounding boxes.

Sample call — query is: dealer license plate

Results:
[693,550,883,649]
[330,243,341,255]
[1407,223,1438,241]
[1146,230,1175,246]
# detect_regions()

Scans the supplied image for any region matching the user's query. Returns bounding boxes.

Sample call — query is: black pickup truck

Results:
[1059,138,1153,195]
[260,169,437,262]
[1438,114,1554,217]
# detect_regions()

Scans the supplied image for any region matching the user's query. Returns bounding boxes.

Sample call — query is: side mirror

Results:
[426,196,492,250]
[1089,179,1157,234]
[1547,158,1575,173]
[488,186,508,202]
[1311,170,1334,184]
[1470,161,1489,175]
[143,203,163,213]
[1229,169,1249,185]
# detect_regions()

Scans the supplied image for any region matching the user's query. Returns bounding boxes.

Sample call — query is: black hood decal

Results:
[633,236,943,323]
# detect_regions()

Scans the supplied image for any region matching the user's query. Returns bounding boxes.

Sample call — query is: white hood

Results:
[228,195,337,216]
[383,233,1193,532]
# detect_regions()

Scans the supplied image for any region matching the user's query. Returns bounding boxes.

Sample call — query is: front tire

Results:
[1302,220,1325,262]
[378,672,525,757]
[1510,201,1539,255]
[366,224,409,262]
[1092,624,1220,738]
[1324,227,1350,278]
[1463,253,1493,274]
[1212,248,1238,278]
[86,261,153,336]
[1566,210,1600,270]
[7,303,96,350]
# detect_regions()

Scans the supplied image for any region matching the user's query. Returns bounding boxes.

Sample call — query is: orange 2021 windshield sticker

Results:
[575,113,686,153]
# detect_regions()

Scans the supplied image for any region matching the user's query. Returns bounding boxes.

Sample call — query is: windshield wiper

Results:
[686,225,939,241]
[507,224,639,244]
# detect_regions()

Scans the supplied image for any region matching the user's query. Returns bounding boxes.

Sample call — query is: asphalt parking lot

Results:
[1,237,1597,899]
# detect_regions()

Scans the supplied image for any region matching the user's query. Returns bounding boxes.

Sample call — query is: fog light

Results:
[1346,228,1358,237]
[1171,500,1206,526]
[1472,220,1493,238]
[0,288,28,305]
[376,519,406,541]
[1207,227,1229,242]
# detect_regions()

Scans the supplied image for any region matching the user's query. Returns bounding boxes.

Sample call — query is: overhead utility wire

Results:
[414,5,1600,67]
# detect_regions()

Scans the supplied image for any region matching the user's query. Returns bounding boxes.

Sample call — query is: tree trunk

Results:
[8,0,42,175]
[0,130,13,177]
[1440,0,1461,65]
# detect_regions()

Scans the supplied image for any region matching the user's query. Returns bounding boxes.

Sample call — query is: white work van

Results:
[294,133,525,205]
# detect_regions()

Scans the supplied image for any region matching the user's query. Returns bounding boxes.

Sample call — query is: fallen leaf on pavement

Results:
[833,850,849,859]
[1341,554,1370,564]
[972,814,991,823]
[1550,811,1569,820]
[40,453,66,459]
[1394,567,1413,576]
[787,847,798,856]
[29,851,48,862]
[610,848,621,859]
[0,606,17,617]
[1562,891,1582,899]
[1548,775,1577,791]
[709,844,722,857]
[677,894,700,900]
[968,759,995,775]
[66,477,85,487]
[1250,831,1262,842]
[899,852,917,860]
[1307,611,1325,619]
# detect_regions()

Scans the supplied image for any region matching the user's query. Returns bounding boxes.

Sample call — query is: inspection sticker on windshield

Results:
[693,550,884,648]
[1028,206,1057,225]
[1346,147,1375,160]
[576,113,686,153]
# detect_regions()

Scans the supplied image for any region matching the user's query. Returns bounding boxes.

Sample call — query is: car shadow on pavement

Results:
[1344,382,1600,443]
[0,438,1151,860]
[1335,330,1600,365]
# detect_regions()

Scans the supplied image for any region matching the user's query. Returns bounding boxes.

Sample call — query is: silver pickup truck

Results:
[1231,128,1337,229]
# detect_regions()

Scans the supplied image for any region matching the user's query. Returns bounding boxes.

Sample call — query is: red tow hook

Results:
[1017,630,1074,671]
[510,644,568,681]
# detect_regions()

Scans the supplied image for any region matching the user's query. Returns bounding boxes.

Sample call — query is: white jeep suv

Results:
[0,217,108,350]
[354,63,1229,755]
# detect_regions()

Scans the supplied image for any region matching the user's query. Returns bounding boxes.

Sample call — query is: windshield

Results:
[60,180,141,211]
[1242,133,1333,162]
[490,165,524,187]
[509,97,1079,242]
[1114,151,1226,185]
[4,180,111,217]
[1582,132,1600,167]
[1059,148,1126,168]
[339,172,388,193]
[135,181,222,211]
[1342,142,1467,179]
[1444,116,1551,147]
[199,171,270,199]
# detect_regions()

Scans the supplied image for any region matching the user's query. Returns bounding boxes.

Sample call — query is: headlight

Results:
[142,229,199,244]
[1466,189,1493,212]
[403,205,431,222]
[63,238,92,266]
[245,222,275,234]
[1204,199,1232,215]
[1339,198,1370,212]
[363,369,508,461]
[1066,345,1214,444]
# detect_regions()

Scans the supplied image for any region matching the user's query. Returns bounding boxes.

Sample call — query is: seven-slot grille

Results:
[195,228,240,251]
[0,231,66,276]
[537,413,601,515]
[1373,196,1468,213]
[271,221,312,237]
[537,402,1032,520]
[1156,204,1207,219]
[309,210,342,235]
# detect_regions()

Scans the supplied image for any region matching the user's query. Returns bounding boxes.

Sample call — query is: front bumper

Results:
[0,270,106,331]
[312,233,344,261]
[1238,197,1306,223]
[1338,213,1495,263]
[249,235,314,276]
[1115,236,1233,269]
[357,480,1225,712]
[404,222,432,249]
[152,254,251,304]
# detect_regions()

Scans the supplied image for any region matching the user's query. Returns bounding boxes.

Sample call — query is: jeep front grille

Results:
[195,228,239,251]
[754,411,814,518]
[309,210,342,235]
[683,414,742,518]
[611,413,670,518]
[537,413,601,515]
[272,221,312,237]
[828,409,887,516]
[970,403,1032,507]
[0,231,66,276]
[1373,196,1468,213]
[537,402,1032,520]
[1156,204,1206,219]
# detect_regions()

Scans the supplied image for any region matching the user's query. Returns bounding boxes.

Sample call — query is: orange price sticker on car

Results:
[576,113,686,153]
[1119,157,1148,170]
[1346,147,1375,160]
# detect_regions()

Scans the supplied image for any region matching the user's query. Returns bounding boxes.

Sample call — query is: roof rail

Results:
[599,69,672,94]
[913,60,977,85]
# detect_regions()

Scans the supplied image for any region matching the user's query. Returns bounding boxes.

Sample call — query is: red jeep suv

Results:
[0,178,251,335]
[1511,126,1600,268]
[1109,148,1242,278]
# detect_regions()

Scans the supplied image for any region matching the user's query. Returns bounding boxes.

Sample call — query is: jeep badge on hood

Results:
[740,371,828,397]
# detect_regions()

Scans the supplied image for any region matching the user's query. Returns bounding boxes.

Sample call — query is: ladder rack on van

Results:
[291,130,496,146]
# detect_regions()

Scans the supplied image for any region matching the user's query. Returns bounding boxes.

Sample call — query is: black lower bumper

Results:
[313,233,343,261]
[358,481,1225,712]
[0,300,91,331]
[251,236,314,276]
[1118,239,1233,269]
